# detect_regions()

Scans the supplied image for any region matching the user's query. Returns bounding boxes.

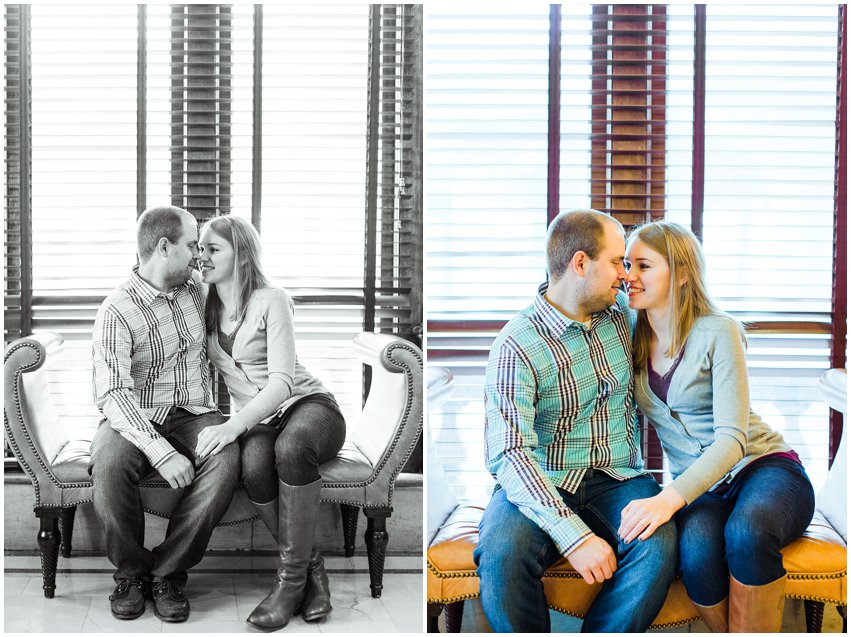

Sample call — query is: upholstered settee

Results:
[4,331,423,600]
[426,369,847,633]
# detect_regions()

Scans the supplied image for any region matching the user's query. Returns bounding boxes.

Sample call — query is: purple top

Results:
[647,347,686,404]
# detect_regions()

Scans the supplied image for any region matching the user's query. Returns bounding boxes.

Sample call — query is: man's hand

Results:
[195,420,245,460]
[618,487,686,543]
[566,535,617,585]
[157,454,195,489]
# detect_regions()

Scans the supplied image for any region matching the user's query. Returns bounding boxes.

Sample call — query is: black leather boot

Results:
[246,478,321,630]
[301,548,333,621]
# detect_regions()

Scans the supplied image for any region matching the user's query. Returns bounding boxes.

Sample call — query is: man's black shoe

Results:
[152,579,190,623]
[109,578,147,620]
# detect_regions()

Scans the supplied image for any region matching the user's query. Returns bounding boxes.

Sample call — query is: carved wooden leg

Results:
[364,508,391,598]
[35,510,61,599]
[59,506,77,558]
[427,603,444,632]
[804,600,825,633]
[837,605,846,633]
[340,503,359,557]
[445,600,464,633]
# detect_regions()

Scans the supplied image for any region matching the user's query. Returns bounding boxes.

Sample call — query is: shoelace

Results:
[109,579,143,601]
[153,580,186,601]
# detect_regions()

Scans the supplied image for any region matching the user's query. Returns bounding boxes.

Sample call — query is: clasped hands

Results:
[566,488,685,585]
[157,420,245,490]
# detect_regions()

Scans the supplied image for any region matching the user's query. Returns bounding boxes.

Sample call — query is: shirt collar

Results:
[130,265,196,305]
[534,281,622,337]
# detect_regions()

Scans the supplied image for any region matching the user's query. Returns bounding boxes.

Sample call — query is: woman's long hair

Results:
[627,221,740,368]
[201,215,272,334]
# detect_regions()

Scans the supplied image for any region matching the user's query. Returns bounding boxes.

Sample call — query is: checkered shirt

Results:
[92,266,215,467]
[484,282,646,556]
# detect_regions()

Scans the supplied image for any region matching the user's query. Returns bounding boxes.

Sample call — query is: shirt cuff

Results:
[146,439,179,469]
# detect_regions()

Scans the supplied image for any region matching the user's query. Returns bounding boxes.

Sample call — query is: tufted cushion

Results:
[426,365,459,544]
[50,440,93,482]
[318,441,375,483]
[426,429,459,544]
[428,503,847,628]
[21,364,68,469]
[815,369,847,542]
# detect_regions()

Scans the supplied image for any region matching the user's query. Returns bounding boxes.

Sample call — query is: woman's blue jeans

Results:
[676,456,815,606]
[474,471,678,633]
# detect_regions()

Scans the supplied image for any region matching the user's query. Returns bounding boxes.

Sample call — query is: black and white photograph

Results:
[4,4,423,632]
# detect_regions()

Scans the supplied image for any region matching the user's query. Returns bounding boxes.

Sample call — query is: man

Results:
[474,209,677,632]
[89,205,239,623]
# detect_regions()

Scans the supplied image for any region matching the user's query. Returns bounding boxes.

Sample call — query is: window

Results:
[5,5,422,444]
[426,4,844,501]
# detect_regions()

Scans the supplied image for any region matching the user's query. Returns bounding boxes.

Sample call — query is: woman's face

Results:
[625,238,671,312]
[198,227,236,286]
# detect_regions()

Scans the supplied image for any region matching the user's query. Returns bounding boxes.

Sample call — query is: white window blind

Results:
[665,4,838,488]
[258,5,369,421]
[29,5,139,440]
[425,8,550,501]
[21,5,375,436]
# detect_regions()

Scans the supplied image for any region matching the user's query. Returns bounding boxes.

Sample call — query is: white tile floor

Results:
[4,554,423,633]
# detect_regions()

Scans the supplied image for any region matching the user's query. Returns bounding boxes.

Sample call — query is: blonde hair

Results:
[201,215,272,334]
[627,221,740,368]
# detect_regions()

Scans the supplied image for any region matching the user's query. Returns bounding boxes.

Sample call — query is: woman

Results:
[193,215,346,630]
[616,221,814,633]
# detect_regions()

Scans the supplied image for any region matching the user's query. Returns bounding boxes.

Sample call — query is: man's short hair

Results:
[546,209,620,281]
[137,206,190,262]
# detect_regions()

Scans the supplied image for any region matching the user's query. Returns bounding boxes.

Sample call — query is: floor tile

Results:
[3,573,30,596]
[318,620,399,633]
[82,598,164,633]
[5,555,424,633]
[22,573,107,598]
[4,595,91,632]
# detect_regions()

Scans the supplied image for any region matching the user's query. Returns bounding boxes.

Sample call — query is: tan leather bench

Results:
[5,331,423,600]
[426,369,847,633]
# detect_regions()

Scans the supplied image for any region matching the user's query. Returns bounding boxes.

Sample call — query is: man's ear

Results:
[571,251,588,277]
[156,237,171,259]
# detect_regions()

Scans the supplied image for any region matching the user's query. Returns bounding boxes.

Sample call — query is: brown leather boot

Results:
[246,479,321,630]
[729,573,786,632]
[693,597,728,633]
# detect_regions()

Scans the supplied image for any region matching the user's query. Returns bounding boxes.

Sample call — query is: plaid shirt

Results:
[484,282,645,556]
[92,266,215,467]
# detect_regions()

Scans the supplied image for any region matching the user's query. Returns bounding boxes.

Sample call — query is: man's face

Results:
[577,222,627,314]
[163,214,200,288]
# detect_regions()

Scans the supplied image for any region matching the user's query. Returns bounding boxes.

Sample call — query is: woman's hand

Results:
[618,487,686,543]
[195,420,246,459]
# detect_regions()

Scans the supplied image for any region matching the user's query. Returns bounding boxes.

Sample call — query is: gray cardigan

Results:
[635,313,791,504]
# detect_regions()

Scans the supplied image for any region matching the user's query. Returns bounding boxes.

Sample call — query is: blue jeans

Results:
[677,456,814,606]
[474,471,677,633]
[89,408,240,585]
[239,394,346,501]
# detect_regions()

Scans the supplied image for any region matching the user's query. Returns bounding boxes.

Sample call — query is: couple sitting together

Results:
[477,209,814,632]
[89,205,344,627]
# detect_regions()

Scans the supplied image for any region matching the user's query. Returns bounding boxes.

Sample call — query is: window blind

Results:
[6,5,411,440]
[666,4,839,487]
[26,5,139,440]
[257,5,369,422]
[426,4,841,501]
[425,7,551,501]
